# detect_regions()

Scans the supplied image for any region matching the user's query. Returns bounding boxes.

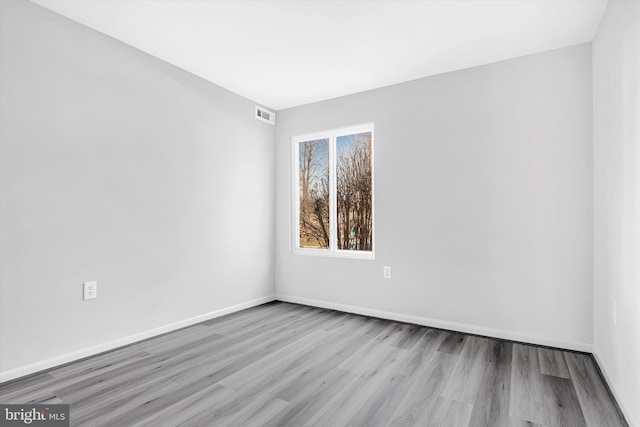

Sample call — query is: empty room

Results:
[0,0,638,426]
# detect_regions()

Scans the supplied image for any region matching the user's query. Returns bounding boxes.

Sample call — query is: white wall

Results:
[275,44,594,350]
[0,0,275,378]
[592,1,640,425]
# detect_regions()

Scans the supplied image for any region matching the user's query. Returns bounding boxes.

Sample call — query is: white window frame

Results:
[291,123,375,260]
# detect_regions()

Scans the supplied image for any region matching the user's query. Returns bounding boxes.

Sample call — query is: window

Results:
[293,124,374,259]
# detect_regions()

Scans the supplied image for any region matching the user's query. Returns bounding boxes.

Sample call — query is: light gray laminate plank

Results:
[68,354,207,422]
[15,393,62,405]
[460,336,491,361]
[484,338,508,363]
[200,301,285,328]
[390,397,441,427]
[345,372,413,427]
[141,331,229,360]
[134,325,217,354]
[83,313,326,426]
[395,328,447,378]
[47,349,153,381]
[56,350,204,406]
[538,348,571,379]
[94,312,352,425]
[73,308,337,421]
[266,327,373,402]
[84,378,233,426]
[165,312,349,392]
[151,380,282,427]
[304,346,410,427]
[324,313,360,332]
[206,303,306,336]
[224,397,290,427]
[438,332,467,355]
[539,375,586,427]
[217,325,372,403]
[508,419,546,427]
[338,323,397,374]
[0,372,58,403]
[0,372,54,397]
[263,368,359,427]
[565,352,628,427]
[71,366,211,425]
[198,309,305,348]
[363,318,391,336]
[0,384,61,405]
[441,336,490,404]
[424,397,473,427]
[131,384,238,427]
[468,340,513,427]
[199,306,341,361]
[217,328,330,390]
[128,317,346,425]
[388,350,459,426]
[509,344,547,425]
[388,323,425,350]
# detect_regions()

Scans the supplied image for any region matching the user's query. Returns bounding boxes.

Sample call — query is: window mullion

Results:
[329,133,337,253]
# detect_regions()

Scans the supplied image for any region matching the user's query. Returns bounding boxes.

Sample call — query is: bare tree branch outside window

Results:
[336,132,372,251]
[298,139,329,248]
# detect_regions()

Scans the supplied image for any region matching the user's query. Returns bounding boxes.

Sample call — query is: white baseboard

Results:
[592,351,636,427]
[276,294,593,353]
[0,295,276,384]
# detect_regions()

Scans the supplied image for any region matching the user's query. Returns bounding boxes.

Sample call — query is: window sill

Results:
[292,248,375,260]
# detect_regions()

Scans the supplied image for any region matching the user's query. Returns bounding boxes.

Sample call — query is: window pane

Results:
[299,139,330,249]
[336,132,373,251]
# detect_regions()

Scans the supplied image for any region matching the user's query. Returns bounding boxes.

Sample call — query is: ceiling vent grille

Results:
[255,106,276,125]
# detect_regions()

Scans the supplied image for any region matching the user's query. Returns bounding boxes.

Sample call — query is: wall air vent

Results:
[255,106,276,125]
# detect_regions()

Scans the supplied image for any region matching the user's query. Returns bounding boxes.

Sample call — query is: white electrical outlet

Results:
[83,281,97,300]
[383,266,392,279]
[611,298,616,325]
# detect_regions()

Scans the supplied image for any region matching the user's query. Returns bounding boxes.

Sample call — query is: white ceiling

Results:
[31,0,607,110]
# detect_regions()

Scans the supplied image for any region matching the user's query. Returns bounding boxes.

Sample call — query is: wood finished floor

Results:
[0,302,628,427]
